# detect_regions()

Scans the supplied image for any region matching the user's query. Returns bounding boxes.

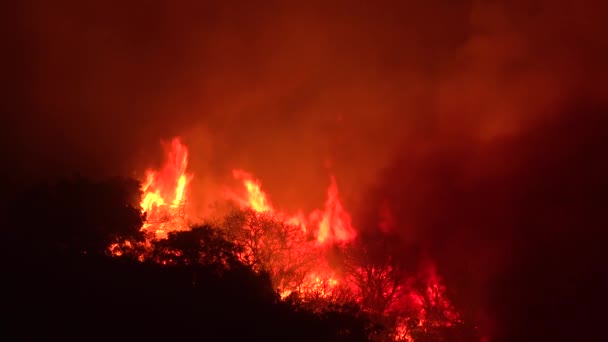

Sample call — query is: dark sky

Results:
[2,1,607,340]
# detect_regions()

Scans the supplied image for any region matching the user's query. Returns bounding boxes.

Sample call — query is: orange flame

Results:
[230,170,356,244]
[228,169,358,298]
[231,169,274,212]
[311,175,356,243]
[140,138,192,239]
[109,138,462,341]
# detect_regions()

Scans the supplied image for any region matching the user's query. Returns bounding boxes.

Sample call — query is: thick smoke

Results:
[359,103,608,339]
[2,1,607,340]
[2,0,472,202]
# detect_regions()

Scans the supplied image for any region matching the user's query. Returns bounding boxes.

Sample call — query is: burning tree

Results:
[334,230,469,341]
[396,265,465,341]
[223,168,358,302]
[222,208,319,295]
[100,137,474,341]
[339,233,409,316]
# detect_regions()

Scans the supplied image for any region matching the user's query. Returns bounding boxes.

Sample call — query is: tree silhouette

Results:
[151,224,242,269]
[339,232,409,316]
[9,176,145,255]
[222,208,318,294]
[4,176,476,341]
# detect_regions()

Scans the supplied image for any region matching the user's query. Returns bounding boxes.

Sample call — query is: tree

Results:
[151,224,242,269]
[222,209,318,294]
[339,232,409,316]
[9,176,145,255]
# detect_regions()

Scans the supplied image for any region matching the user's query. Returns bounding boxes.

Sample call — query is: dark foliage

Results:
[7,176,145,255]
[151,224,243,268]
[3,176,373,341]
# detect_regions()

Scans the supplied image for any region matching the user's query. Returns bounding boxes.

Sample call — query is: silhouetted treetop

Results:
[151,224,243,268]
[8,176,144,255]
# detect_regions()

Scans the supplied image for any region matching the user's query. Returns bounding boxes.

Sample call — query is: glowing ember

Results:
[140,138,192,239]
[394,317,415,342]
[281,274,341,299]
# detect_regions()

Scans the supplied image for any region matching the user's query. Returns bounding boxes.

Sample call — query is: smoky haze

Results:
[2,0,607,340]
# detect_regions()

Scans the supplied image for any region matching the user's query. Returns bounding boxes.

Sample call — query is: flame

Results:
[139,138,192,239]
[231,169,274,212]
[228,169,358,299]
[230,170,356,244]
[280,272,341,300]
[311,175,356,243]
[108,137,463,341]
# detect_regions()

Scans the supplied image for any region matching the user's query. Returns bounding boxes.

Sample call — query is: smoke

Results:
[351,2,608,338]
[2,0,607,339]
[358,102,608,338]
[2,0,469,198]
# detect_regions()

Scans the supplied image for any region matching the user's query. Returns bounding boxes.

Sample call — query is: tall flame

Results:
[111,137,463,341]
[231,169,273,212]
[312,175,355,244]
[230,170,356,244]
[140,138,192,239]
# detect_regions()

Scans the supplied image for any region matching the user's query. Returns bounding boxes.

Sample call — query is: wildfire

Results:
[111,137,464,341]
[229,169,356,245]
[226,169,357,298]
[312,175,356,243]
[139,138,192,239]
[230,169,274,213]
[280,272,341,300]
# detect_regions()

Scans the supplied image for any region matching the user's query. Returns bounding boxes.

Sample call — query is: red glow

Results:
[111,137,463,341]
[229,169,356,245]
[139,138,192,239]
